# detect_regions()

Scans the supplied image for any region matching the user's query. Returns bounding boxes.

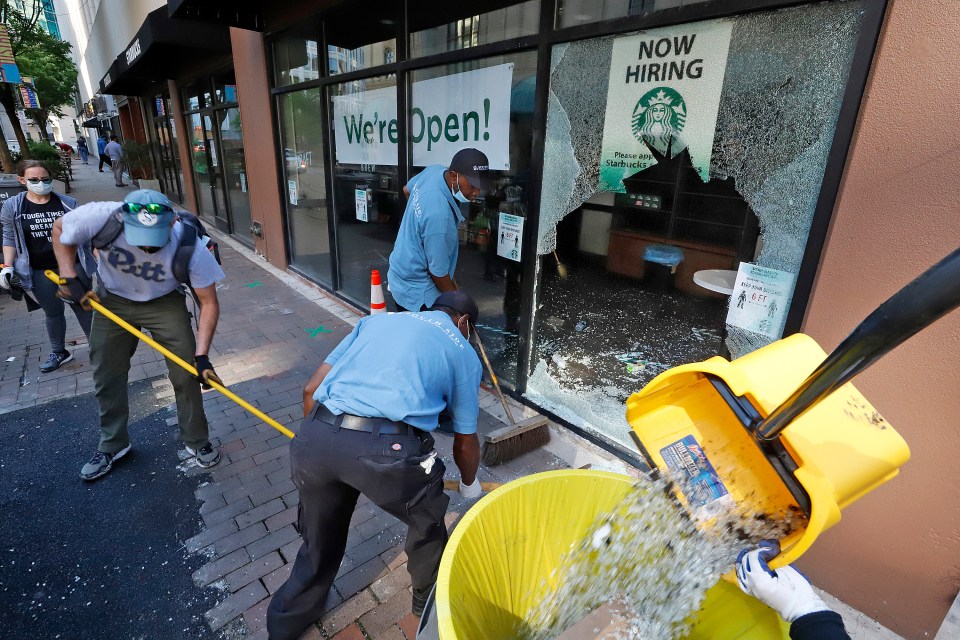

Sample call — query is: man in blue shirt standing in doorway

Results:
[387,148,493,312]
[266,291,484,640]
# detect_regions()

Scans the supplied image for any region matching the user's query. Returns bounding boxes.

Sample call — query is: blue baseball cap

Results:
[121,189,176,247]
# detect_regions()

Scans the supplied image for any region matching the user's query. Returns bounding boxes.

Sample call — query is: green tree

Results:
[0,0,73,170]
[17,37,78,141]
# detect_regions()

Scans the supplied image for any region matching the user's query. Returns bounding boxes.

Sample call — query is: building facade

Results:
[64,1,960,637]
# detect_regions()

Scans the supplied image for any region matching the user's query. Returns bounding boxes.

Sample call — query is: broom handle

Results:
[472,327,517,425]
[44,270,297,440]
[757,247,960,440]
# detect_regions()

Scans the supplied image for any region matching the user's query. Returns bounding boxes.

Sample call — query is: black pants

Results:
[98,155,112,171]
[266,408,449,640]
[394,302,427,312]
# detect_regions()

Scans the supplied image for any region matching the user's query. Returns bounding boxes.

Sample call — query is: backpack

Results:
[171,212,221,288]
[92,208,221,288]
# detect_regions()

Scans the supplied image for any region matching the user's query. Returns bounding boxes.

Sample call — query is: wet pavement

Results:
[0,378,218,640]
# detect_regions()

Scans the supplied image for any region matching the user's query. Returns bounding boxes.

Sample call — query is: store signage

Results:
[332,64,513,169]
[725,263,794,339]
[497,212,523,262]
[288,179,298,206]
[598,21,732,192]
[125,38,142,65]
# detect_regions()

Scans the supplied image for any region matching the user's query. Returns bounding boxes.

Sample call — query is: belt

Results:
[314,403,418,436]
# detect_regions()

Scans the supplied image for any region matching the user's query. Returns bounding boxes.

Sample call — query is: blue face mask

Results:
[452,173,472,204]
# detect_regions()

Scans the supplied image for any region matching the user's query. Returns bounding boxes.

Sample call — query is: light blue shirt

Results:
[387,165,463,311]
[60,201,225,301]
[315,311,482,434]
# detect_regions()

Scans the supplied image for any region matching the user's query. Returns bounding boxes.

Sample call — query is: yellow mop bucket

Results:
[627,248,960,568]
[434,470,788,640]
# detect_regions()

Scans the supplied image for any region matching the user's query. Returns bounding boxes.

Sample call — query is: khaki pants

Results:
[89,290,209,454]
[112,160,125,185]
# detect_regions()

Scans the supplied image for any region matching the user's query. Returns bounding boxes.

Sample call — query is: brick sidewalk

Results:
[184,235,629,639]
[0,159,631,639]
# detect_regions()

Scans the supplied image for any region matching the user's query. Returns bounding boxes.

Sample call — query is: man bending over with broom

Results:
[52,190,225,481]
[267,291,484,640]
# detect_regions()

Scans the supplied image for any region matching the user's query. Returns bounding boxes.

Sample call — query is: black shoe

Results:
[186,442,221,468]
[40,351,73,373]
[80,444,132,481]
[413,584,434,617]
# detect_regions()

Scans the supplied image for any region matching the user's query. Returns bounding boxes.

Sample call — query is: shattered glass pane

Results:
[528,1,866,452]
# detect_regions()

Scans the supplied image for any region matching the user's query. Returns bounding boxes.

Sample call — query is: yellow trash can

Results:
[434,470,788,639]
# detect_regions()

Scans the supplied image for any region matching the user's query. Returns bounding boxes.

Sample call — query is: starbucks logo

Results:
[631,87,687,153]
[137,212,158,226]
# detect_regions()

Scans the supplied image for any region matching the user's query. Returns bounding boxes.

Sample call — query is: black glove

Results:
[56,276,99,310]
[194,354,223,389]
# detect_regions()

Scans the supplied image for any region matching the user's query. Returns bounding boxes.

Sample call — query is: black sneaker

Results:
[80,445,131,481]
[186,443,221,468]
[40,351,73,373]
[412,583,434,617]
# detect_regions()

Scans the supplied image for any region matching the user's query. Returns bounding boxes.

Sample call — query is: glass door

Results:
[188,112,224,228]
[216,107,253,244]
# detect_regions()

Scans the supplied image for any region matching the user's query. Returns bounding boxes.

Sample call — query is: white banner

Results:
[599,21,732,192]
[332,64,514,169]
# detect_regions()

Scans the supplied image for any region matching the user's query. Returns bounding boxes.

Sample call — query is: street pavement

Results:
[0,379,219,640]
[0,159,628,639]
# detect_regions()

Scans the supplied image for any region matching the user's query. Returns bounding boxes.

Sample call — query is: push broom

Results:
[45,271,524,489]
[472,328,550,466]
[45,270,297,439]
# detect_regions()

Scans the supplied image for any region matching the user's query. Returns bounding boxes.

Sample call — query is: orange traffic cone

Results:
[370,269,387,314]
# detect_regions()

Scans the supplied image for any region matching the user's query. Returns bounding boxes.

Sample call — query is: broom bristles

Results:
[481,424,550,466]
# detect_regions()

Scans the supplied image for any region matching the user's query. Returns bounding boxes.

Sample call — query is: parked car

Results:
[285,148,307,173]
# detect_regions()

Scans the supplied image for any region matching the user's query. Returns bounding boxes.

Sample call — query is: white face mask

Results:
[26,180,54,196]
[457,315,472,341]
[452,173,472,204]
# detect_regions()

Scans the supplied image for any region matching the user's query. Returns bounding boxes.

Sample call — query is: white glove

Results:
[459,477,482,499]
[736,543,829,623]
[0,266,13,290]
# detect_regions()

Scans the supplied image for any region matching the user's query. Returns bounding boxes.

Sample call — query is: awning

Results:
[167,0,263,31]
[81,117,102,128]
[323,0,521,51]
[100,7,231,96]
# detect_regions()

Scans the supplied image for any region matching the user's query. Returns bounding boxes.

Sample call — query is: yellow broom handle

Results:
[45,270,296,440]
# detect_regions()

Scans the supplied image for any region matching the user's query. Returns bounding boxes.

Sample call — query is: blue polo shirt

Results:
[315,311,482,433]
[387,165,463,311]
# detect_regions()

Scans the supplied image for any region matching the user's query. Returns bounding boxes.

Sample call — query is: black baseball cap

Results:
[449,148,493,192]
[430,291,480,325]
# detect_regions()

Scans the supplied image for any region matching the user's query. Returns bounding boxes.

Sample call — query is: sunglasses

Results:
[26,177,53,184]
[122,202,171,214]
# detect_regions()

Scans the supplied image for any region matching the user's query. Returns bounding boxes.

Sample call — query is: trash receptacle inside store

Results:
[0,173,26,205]
[643,244,684,290]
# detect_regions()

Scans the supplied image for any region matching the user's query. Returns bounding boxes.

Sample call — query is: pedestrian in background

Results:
[1,160,94,372]
[267,291,484,639]
[104,135,126,187]
[387,148,493,312]
[52,189,225,481]
[97,134,112,173]
[77,137,89,164]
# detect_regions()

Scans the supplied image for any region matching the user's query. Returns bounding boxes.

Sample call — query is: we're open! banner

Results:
[332,64,513,169]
